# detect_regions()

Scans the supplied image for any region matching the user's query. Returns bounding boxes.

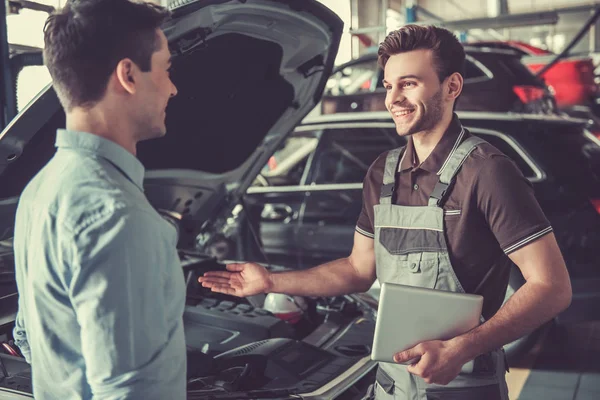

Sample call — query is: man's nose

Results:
[170,81,178,98]
[387,87,405,108]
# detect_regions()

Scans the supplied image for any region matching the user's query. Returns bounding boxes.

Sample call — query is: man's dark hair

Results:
[378,25,465,83]
[43,0,170,111]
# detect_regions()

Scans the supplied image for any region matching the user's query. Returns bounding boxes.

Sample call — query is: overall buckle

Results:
[429,181,449,205]
[381,183,394,198]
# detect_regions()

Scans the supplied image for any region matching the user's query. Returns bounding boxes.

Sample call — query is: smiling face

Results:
[383,49,448,137]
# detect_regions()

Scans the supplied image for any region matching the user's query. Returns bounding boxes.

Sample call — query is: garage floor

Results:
[507,321,600,400]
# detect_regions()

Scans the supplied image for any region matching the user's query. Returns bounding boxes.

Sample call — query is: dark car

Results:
[235,111,600,356]
[321,47,557,115]
[0,1,392,398]
[470,41,598,113]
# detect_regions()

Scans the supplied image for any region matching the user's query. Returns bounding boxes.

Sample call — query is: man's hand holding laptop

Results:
[393,338,469,385]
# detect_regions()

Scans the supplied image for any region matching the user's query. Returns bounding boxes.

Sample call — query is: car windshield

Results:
[254,135,319,186]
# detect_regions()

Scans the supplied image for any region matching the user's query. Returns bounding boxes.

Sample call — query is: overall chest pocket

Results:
[398,252,439,288]
[377,227,441,288]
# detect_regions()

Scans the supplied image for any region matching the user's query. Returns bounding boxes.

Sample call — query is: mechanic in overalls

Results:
[200,25,572,399]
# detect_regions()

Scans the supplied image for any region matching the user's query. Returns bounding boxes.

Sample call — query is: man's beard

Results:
[399,89,445,137]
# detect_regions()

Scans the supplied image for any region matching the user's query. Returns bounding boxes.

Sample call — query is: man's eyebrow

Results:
[382,74,422,85]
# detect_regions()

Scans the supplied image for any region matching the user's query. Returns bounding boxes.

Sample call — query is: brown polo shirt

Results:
[356,114,552,319]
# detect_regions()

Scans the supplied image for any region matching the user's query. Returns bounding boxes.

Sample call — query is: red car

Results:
[472,41,597,110]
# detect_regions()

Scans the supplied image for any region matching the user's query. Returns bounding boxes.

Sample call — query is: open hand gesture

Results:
[198,262,272,297]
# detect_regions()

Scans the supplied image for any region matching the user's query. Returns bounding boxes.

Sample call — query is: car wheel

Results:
[502,265,545,363]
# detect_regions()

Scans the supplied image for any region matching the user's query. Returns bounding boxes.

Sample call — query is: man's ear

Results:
[115,58,137,95]
[446,72,463,101]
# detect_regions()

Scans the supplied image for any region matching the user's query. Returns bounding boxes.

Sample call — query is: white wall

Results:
[419,0,489,20]
[318,0,353,64]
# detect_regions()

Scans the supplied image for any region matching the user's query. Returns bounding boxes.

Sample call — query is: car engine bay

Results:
[181,255,376,398]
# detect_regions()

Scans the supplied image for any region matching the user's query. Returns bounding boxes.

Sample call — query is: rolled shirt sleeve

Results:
[69,205,186,399]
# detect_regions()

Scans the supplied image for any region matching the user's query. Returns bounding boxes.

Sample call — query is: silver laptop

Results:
[371,282,483,366]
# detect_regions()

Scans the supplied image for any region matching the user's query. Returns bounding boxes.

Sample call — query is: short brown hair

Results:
[43,0,170,111]
[378,25,465,83]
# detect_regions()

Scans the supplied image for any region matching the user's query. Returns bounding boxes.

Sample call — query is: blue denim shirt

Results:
[13,130,186,399]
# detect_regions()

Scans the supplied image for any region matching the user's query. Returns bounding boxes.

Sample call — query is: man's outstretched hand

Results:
[198,262,273,297]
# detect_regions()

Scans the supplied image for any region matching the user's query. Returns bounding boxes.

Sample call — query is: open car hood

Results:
[0,0,342,248]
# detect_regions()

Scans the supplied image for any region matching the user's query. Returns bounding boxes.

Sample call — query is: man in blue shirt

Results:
[12,0,184,398]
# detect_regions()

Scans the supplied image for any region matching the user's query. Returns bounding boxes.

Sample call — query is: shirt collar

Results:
[55,130,145,190]
[399,113,465,174]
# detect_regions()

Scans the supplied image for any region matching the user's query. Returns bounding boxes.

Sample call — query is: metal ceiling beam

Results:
[433,10,559,31]
[415,5,442,22]
[547,4,600,14]
[8,0,54,14]
[498,0,509,16]
[415,5,507,41]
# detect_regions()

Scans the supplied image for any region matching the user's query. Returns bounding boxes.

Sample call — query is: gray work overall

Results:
[368,136,510,400]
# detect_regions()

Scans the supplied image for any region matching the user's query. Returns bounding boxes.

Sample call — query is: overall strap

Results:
[379,146,405,205]
[428,135,486,207]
